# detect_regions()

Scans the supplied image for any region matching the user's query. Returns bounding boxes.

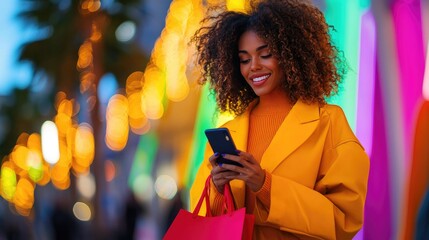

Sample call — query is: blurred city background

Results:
[0,0,428,239]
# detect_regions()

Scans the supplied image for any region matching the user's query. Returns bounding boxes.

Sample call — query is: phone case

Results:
[204,128,242,167]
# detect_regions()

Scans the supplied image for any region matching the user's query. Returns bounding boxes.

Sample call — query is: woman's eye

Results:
[239,59,250,64]
[261,54,272,59]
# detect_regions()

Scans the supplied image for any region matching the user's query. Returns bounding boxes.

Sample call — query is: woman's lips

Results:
[250,74,270,86]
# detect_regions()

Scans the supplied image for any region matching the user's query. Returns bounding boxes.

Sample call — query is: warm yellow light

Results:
[73,202,92,221]
[51,166,70,190]
[11,146,29,171]
[55,92,67,110]
[74,123,95,167]
[129,117,150,135]
[126,71,144,95]
[72,161,90,175]
[41,121,60,165]
[27,150,43,182]
[27,133,41,150]
[1,163,17,201]
[106,119,129,151]
[77,54,92,70]
[107,94,129,117]
[12,178,34,211]
[55,113,72,137]
[90,22,102,42]
[167,72,190,102]
[15,205,32,216]
[36,163,51,186]
[165,1,191,34]
[88,0,101,12]
[151,38,167,69]
[106,94,129,151]
[141,93,164,120]
[226,0,246,12]
[140,66,166,120]
[77,41,93,70]
[77,172,96,199]
[58,99,74,116]
[128,92,145,119]
[16,133,29,146]
[80,72,96,93]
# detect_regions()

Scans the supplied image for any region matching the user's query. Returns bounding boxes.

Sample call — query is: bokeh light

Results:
[104,160,116,182]
[77,172,96,200]
[1,162,17,201]
[132,174,153,202]
[106,94,129,151]
[12,178,34,216]
[27,150,43,182]
[74,123,95,171]
[116,21,136,42]
[81,0,101,14]
[154,174,177,200]
[41,121,60,165]
[73,201,92,221]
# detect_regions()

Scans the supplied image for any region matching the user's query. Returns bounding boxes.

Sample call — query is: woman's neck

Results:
[253,90,293,113]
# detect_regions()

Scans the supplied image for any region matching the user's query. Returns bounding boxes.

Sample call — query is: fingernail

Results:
[214,152,219,157]
[221,153,226,157]
[235,150,241,154]
[219,163,223,167]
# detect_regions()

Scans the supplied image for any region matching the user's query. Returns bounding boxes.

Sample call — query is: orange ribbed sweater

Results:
[245,99,290,213]
[210,96,291,216]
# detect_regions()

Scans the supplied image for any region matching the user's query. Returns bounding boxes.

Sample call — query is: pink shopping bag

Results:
[163,175,254,240]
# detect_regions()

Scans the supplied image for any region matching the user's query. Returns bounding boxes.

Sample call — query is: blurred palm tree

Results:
[4,0,149,237]
[17,0,148,92]
[0,88,47,158]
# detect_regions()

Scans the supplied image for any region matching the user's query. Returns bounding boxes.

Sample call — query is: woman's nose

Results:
[250,58,262,71]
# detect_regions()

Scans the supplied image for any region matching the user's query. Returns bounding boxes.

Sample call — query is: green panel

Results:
[184,84,218,189]
[324,0,370,131]
[128,131,159,187]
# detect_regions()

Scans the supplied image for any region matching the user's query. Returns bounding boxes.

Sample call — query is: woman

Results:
[189,0,370,239]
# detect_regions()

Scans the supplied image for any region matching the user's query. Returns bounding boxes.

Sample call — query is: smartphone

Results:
[204,128,243,167]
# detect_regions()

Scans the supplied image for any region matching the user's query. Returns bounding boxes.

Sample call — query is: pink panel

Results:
[363,55,392,240]
[391,0,425,164]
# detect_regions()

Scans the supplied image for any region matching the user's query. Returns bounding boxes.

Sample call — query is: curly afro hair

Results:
[192,0,345,116]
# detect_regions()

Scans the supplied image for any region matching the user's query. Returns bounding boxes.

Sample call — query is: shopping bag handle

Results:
[192,175,236,217]
[193,175,212,217]
[223,183,235,214]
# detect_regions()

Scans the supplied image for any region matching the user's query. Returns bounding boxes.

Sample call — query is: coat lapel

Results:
[223,100,320,206]
[226,113,250,152]
[223,104,253,208]
[261,100,320,172]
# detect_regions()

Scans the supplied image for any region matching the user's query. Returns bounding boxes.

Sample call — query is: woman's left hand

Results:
[220,150,265,192]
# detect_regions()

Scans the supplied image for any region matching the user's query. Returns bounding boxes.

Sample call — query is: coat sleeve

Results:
[257,140,369,239]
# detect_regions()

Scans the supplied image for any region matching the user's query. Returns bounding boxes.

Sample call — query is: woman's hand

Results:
[209,152,239,193]
[219,150,266,192]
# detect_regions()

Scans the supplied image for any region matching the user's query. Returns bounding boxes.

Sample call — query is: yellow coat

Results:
[190,100,370,239]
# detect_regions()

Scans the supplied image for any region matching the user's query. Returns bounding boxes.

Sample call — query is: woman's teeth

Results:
[253,75,270,82]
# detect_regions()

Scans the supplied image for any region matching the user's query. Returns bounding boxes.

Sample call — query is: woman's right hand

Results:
[209,152,239,193]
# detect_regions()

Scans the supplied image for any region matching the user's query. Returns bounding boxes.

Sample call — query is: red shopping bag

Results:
[163,175,254,240]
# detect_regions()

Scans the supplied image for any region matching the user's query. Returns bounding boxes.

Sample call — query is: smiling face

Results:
[238,30,284,97]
